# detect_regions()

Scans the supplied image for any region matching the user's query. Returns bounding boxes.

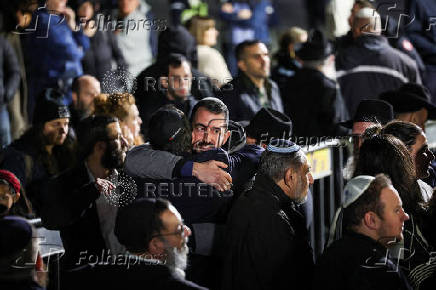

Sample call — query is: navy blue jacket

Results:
[219,73,283,122]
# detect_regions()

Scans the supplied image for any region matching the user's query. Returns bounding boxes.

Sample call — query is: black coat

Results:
[81,30,127,82]
[284,67,349,137]
[222,174,314,290]
[38,163,106,270]
[65,256,207,290]
[0,35,20,107]
[314,232,412,290]
[336,35,421,116]
[219,73,284,122]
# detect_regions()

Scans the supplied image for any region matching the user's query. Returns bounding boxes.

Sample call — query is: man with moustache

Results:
[73,198,206,289]
[0,88,76,210]
[219,40,283,122]
[37,115,129,289]
[137,53,198,135]
[222,139,314,290]
[318,174,411,290]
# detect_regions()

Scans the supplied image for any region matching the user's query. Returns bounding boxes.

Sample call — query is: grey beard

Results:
[165,244,189,279]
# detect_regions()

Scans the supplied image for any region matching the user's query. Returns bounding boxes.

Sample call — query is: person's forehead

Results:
[244,43,268,56]
[352,121,374,135]
[47,117,70,125]
[415,132,428,149]
[0,184,12,194]
[162,206,182,230]
[169,61,191,76]
[380,186,401,207]
[193,107,226,126]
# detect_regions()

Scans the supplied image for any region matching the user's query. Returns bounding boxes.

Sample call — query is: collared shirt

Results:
[241,72,273,109]
[84,163,125,255]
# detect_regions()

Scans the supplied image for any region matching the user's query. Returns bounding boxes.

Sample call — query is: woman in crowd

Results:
[93,92,144,147]
[188,16,232,87]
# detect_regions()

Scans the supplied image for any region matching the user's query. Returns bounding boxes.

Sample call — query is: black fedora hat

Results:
[394,83,436,119]
[295,29,333,61]
[340,99,394,129]
[245,108,292,142]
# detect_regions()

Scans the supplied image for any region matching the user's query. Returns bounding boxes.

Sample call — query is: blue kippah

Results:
[266,139,301,154]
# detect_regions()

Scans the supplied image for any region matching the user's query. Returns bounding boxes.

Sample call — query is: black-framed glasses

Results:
[152,224,189,239]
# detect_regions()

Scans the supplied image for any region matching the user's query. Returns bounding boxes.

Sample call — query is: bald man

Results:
[70,75,101,128]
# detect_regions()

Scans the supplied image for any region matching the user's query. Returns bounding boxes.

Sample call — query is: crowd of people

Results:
[1,0,436,289]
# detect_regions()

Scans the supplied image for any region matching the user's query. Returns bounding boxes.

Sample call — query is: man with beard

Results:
[219,40,283,122]
[37,115,129,289]
[73,198,206,289]
[70,75,101,128]
[137,53,198,135]
[317,174,411,290]
[0,88,76,211]
[222,139,314,290]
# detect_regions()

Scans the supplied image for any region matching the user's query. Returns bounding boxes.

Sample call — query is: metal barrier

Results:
[302,141,346,260]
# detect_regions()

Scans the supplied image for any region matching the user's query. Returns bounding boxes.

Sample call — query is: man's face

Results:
[351,121,374,155]
[412,108,428,131]
[101,122,128,169]
[74,77,100,116]
[410,132,434,179]
[376,186,409,245]
[43,118,69,146]
[159,205,191,272]
[0,184,15,216]
[291,158,314,203]
[238,43,270,80]
[191,107,230,152]
[166,62,192,100]
[118,0,139,16]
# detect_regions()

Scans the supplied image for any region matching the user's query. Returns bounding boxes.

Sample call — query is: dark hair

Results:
[146,199,170,248]
[164,53,190,77]
[381,121,423,150]
[235,39,263,61]
[190,97,229,125]
[12,124,77,177]
[353,134,423,215]
[155,106,192,155]
[355,0,374,9]
[258,150,306,182]
[344,174,391,231]
[77,115,118,160]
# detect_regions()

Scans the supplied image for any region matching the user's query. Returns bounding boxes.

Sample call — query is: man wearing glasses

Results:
[72,198,206,289]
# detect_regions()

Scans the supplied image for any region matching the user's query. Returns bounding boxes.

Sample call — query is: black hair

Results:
[235,39,263,61]
[190,97,229,125]
[163,53,190,77]
[76,115,118,160]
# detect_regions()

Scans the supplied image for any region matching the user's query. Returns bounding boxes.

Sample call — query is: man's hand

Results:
[96,178,115,196]
[193,161,233,192]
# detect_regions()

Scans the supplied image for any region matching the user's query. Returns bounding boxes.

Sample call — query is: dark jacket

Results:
[405,0,436,65]
[222,174,314,290]
[136,90,198,137]
[69,256,206,290]
[336,34,421,116]
[314,232,412,290]
[81,30,127,82]
[219,73,283,122]
[284,67,349,137]
[37,163,106,270]
[271,51,302,99]
[0,35,20,107]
